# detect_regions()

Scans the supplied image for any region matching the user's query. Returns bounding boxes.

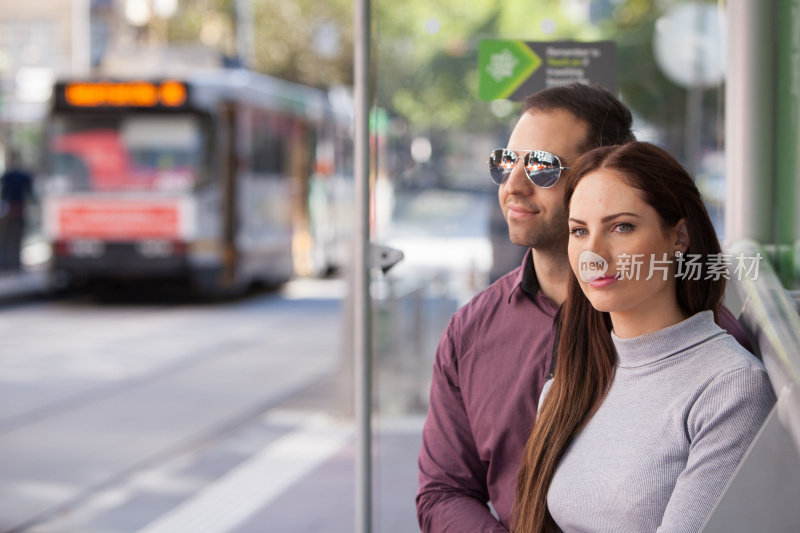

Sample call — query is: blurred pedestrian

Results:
[1,150,33,271]
[415,84,752,532]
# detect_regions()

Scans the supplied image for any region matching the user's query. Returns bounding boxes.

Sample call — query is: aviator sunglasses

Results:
[489,149,570,188]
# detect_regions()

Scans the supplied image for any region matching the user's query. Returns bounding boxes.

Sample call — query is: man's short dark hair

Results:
[521,83,635,151]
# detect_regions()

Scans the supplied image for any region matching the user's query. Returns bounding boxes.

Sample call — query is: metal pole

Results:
[353,0,372,531]
[724,0,775,244]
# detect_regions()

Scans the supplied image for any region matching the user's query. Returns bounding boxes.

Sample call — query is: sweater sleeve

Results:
[538,379,553,412]
[657,367,775,532]
[416,322,509,532]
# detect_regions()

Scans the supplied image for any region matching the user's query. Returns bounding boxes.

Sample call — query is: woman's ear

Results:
[674,218,690,253]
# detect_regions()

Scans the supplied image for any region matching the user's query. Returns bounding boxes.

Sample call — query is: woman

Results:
[514,142,775,533]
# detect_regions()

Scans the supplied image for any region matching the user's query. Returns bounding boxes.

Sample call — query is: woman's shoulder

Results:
[663,314,771,405]
[689,326,774,411]
[699,326,766,375]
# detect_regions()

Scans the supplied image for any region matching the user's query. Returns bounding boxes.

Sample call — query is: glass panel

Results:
[372,2,728,531]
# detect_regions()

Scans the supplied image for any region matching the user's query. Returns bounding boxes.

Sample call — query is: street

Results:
[0,280,421,533]
[0,187,495,533]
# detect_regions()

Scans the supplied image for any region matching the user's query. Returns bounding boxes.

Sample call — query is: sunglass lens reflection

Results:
[489,149,515,185]
[489,149,562,187]
[525,151,561,188]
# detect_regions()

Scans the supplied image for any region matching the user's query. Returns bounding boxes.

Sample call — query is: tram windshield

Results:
[47,113,209,194]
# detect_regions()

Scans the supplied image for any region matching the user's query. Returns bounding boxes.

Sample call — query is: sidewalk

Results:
[0,268,48,301]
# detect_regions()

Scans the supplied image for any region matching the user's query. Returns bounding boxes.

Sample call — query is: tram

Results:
[40,70,352,293]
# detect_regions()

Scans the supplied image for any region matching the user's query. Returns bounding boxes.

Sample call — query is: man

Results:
[416,83,749,532]
[0,150,33,271]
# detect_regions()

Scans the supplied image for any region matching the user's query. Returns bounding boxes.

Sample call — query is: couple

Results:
[417,84,775,532]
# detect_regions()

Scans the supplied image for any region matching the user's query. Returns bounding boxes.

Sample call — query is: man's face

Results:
[498,109,590,252]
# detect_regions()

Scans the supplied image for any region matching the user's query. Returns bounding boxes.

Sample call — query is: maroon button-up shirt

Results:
[416,252,750,532]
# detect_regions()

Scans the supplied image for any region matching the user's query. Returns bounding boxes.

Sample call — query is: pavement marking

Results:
[281,278,346,300]
[0,270,46,300]
[374,414,427,433]
[135,416,351,533]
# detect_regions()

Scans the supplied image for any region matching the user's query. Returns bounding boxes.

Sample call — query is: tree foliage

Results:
[373,0,605,131]
[159,0,719,162]
[165,0,353,88]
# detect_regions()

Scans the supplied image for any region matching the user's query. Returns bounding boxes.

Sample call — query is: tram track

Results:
[1,369,335,533]
[0,287,344,533]
[0,336,254,435]
[0,289,283,433]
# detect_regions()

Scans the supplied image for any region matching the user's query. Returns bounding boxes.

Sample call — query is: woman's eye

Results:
[615,222,634,233]
[569,227,587,237]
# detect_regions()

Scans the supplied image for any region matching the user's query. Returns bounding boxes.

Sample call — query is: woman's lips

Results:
[588,274,619,288]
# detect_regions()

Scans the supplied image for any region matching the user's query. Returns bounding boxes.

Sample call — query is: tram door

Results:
[220,102,239,288]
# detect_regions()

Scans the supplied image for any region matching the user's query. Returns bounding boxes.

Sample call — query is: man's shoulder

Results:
[470,265,523,304]
[717,305,753,353]
[449,266,524,325]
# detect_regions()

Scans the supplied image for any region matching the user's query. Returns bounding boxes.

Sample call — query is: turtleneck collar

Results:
[611,310,726,368]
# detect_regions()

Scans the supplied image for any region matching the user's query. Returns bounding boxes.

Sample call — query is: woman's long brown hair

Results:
[513,142,725,532]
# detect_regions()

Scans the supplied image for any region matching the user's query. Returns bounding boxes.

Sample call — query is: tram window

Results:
[51,152,91,192]
[47,114,208,192]
[252,129,286,176]
[196,116,214,187]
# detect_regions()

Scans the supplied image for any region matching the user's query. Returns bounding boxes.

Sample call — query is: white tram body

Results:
[41,70,352,292]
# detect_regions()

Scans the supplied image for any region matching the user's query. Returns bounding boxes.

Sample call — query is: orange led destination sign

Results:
[60,80,188,109]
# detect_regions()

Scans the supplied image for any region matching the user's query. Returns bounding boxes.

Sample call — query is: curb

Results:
[0,269,48,301]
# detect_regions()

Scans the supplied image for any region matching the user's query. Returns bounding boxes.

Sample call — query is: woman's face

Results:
[567,169,683,324]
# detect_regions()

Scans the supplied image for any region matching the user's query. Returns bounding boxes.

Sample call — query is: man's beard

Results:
[509,210,569,253]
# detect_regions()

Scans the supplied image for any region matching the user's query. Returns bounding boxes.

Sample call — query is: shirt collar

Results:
[508,249,541,302]
[520,249,541,298]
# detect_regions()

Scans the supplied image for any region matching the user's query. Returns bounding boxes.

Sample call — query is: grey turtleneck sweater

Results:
[545,310,775,533]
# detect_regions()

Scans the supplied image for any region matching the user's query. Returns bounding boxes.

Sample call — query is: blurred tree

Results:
[164,0,353,88]
[249,0,353,86]
[159,0,720,164]
[375,0,722,167]
[602,0,724,165]
[374,0,601,131]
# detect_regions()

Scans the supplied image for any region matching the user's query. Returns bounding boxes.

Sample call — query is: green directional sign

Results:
[478,40,617,101]
[478,39,542,101]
